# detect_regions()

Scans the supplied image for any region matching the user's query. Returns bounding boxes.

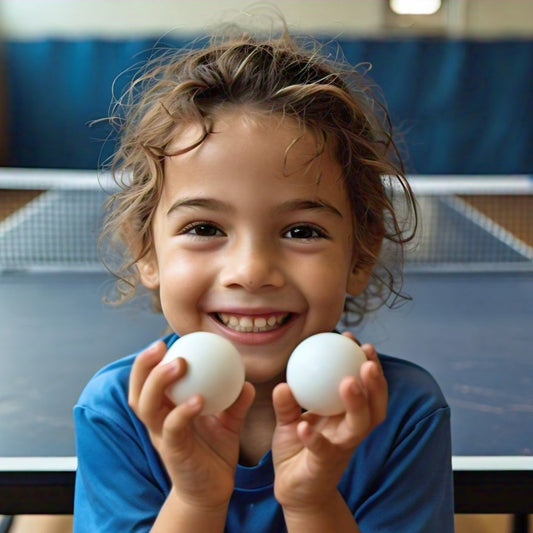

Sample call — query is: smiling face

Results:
[138,110,371,386]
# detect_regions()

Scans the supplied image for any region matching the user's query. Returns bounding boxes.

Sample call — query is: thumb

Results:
[273,383,302,426]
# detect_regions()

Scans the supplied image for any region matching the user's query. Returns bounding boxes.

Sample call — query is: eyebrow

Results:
[166,197,231,217]
[166,197,344,219]
[275,199,344,219]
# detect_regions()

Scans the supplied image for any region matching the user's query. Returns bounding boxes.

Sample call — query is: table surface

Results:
[0,270,532,515]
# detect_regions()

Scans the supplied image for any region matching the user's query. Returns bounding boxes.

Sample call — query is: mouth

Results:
[215,312,292,333]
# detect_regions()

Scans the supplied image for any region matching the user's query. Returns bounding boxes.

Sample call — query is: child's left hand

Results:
[271,333,387,511]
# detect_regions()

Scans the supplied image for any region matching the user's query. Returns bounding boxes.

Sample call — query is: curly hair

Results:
[100,21,417,325]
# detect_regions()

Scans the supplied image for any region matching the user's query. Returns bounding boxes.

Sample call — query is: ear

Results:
[346,236,382,297]
[346,264,373,297]
[137,254,160,289]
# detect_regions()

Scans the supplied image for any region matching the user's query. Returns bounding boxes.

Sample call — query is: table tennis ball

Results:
[161,332,245,415]
[286,333,367,416]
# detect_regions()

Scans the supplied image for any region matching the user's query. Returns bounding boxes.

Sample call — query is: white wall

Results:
[0,0,383,38]
[466,0,533,36]
[0,0,532,39]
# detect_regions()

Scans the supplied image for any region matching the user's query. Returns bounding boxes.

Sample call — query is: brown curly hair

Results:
[100,22,417,325]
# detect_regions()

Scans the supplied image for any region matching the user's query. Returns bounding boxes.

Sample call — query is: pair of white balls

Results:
[161,331,366,416]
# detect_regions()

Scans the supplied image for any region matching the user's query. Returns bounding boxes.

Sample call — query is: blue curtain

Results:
[4,37,533,174]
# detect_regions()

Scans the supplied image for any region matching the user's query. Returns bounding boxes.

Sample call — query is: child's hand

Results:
[271,333,387,511]
[128,340,255,509]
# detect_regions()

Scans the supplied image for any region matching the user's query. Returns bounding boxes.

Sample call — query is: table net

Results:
[0,168,532,273]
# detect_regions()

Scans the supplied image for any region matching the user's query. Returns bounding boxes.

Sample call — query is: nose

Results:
[219,238,285,292]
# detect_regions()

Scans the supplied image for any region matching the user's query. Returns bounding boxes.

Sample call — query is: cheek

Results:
[297,260,350,317]
[157,257,210,324]
[159,259,194,294]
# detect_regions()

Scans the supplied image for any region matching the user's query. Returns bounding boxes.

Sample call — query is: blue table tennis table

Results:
[0,270,531,531]
[0,170,532,531]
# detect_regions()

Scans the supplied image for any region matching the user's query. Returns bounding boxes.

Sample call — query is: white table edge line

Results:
[452,456,533,470]
[1,456,532,472]
[0,456,78,471]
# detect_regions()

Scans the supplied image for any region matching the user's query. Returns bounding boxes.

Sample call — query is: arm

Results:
[128,341,255,532]
[272,336,387,532]
[73,402,166,532]
[281,406,453,533]
[352,402,454,532]
[74,340,254,532]
[282,491,361,533]
[150,489,229,532]
[74,404,230,533]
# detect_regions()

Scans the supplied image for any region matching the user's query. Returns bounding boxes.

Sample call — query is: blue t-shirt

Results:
[73,333,454,532]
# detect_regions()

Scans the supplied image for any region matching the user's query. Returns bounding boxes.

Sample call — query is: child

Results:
[73,19,454,533]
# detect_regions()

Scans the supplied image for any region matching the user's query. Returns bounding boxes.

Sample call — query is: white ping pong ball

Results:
[161,332,245,415]
[286,333,367,416]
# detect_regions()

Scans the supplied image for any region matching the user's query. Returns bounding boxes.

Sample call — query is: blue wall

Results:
[4,37,533,174]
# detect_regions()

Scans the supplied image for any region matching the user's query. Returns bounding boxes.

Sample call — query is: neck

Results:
[239,384,277,466]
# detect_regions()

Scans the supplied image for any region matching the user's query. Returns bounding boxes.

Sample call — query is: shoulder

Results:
[369,353,451,455]
[76,353,134,411]
[73,335,177,530]
[380,353,448,415]
[75,333,178,418]
[341,356,454,530]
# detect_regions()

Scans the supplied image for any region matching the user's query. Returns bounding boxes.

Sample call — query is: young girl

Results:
[73,20,454,533]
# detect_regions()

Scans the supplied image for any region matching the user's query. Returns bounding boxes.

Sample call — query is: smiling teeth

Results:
[218,313,288,332]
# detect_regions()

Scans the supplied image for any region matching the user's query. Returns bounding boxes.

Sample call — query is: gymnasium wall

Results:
[1,1,532,174]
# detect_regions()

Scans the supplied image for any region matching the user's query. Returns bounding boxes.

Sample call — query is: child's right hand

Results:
[128,340,255,509]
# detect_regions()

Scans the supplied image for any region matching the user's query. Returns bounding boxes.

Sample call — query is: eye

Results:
[283,225,327,240]
[181,222,224,238]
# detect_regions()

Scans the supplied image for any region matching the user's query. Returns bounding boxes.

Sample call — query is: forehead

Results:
[168,109,319,153]
[164,109,342,184]
[155,110,353,229]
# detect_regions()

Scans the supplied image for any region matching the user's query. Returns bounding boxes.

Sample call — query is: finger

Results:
[336,376,372,445]
[358,343,387,418]
[341,330,361,346]
[300,410,323,426]
[296,419,334,457]
[273,382,302,426]
[219,382,256,432]
[360,343,383,372]
[161,394,204,445]
[360,360,388,426]
[136,356,187,425]
[128,340,168,408]
[228,382,256,418]
[338,336,382,372]
[340,375,368,409]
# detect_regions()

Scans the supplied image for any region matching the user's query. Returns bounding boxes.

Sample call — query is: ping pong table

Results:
[0,171,532,531]
[0,271,531,527]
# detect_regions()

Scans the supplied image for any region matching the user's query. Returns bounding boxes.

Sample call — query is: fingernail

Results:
[369,363,381,379]
[164,357,180,374]
[187,395,202,409]
[145,341,164,358]
[351,380,362,395]
[149,339,163,350]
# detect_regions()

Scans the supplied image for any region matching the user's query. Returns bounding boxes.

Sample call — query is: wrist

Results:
[169,486,230,521]
[281,491,360,533]
[282,498,332,521]
[151,488,229,532]
[275,482,339,514]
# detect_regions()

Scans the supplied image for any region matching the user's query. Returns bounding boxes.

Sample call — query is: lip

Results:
[217,311,289,330]
[208,311,298,346]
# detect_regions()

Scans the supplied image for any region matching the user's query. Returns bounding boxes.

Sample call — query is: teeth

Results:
[254,318,267,328]
[218,313,288,332]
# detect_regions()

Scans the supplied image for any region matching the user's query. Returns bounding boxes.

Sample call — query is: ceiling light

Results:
[389,0,442,15]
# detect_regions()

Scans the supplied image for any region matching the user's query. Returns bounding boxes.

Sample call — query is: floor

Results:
[2,514,531,532]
